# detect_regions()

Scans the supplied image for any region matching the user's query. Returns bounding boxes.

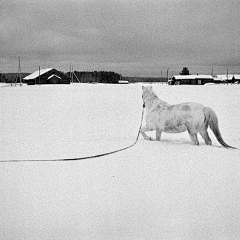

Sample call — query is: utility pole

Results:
[166,68,169,83]
[39,66,41,85]
[227,69,228,85]
[73,71,80,83]
[17,57,22,86]
[70,63,73,83]
[71,65,74,83]
[70,63,71,83]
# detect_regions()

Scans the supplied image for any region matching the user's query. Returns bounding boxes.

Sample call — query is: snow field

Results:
[1,83,240,240]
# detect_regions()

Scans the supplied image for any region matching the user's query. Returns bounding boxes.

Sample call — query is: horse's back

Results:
[174,102,205,110]
[164,102,205,117]
[160,102,206,133]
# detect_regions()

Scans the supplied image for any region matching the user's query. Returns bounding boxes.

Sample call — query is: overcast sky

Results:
[1,0,240,76]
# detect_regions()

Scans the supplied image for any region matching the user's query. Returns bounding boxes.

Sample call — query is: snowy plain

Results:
[1,82,240,240]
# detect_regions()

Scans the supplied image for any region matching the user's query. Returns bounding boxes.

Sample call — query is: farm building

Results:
[168,75,214,85]
[216,74,240,84]
[118,80,129,84]
[23,68,70,85]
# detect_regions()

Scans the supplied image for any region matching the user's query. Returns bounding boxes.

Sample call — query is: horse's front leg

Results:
[156,129,162,141]
[140,124,155,141]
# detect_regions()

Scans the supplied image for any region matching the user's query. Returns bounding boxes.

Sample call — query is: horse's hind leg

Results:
[187,128,199,145]
[199,127,212,145]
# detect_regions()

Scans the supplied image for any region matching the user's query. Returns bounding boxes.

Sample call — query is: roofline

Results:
[23,68,54,80]
[48,74,61,79]
[173,75,214,79]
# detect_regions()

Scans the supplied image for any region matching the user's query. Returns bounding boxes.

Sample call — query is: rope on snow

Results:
[0,106,144,163]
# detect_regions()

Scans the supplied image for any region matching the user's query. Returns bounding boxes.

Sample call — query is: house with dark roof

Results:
[168,75,214,85]
[23,68,70,85]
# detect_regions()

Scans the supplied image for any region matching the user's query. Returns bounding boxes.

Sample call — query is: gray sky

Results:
[1,0,240,76]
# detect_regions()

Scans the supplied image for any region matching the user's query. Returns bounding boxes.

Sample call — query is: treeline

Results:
[68,72,167,83]
[68,71,121,84]
[0,73,7,82]
[0,71,121,84]
[0,73,30,83]
[0,71,168,84]
[124,77,167,83]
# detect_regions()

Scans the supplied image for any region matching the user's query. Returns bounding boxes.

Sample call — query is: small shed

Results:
[23,68,70,85]
[118,80,129,84]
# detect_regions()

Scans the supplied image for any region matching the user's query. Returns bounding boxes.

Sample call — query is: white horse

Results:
[141,86,236,149]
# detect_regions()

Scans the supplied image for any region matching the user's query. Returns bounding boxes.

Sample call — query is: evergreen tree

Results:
[180,67,190,75]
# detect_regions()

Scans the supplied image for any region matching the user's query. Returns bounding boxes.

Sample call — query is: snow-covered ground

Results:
[1,83,240,240]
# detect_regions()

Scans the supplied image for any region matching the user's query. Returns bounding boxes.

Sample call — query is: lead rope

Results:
[0,106,145,163]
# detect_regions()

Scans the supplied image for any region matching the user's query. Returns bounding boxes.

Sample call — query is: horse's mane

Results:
[145,88,169,107]
[143,87,158,99]
[149,89,159,99]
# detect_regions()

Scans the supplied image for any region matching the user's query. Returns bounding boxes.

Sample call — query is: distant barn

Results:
[23,68,70,85]
[168,75,214,85]
[216,74,240,84]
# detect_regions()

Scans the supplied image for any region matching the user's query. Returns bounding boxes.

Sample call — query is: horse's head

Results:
[142,85,153,97]
[142,85,160,109]
[142,86,153,108]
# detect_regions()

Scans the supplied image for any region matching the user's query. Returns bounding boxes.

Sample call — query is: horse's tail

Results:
[204,107,237,149]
